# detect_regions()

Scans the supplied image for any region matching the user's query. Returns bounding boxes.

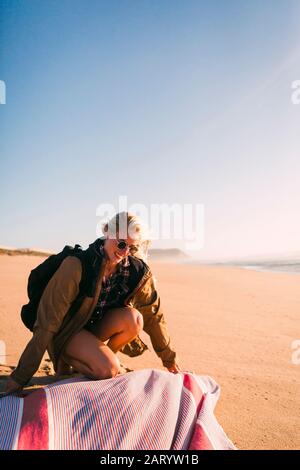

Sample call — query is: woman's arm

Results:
[9,256,82,389]
[133,275,180,372]
[8,328,55,389]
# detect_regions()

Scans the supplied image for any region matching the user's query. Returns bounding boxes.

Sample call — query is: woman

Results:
[5,212,180,395]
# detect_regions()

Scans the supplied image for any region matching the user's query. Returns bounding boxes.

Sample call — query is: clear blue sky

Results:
[1,0,300,259]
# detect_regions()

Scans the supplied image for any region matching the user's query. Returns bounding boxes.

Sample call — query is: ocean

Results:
[239,261,300,275]
[180,259,300,275]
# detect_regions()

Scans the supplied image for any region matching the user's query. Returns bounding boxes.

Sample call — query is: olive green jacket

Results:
[11,256,177,386]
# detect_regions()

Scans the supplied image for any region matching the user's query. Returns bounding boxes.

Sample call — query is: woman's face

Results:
[104,235,139,264]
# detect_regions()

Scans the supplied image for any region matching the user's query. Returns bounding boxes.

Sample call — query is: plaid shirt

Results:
[86,243,131,326]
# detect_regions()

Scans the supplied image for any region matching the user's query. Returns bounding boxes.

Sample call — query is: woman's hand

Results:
[0,376,23,397]
[166,363,181,374]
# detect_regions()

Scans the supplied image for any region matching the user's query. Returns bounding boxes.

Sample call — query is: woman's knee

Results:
[90,353,120,380]
[123,307,143,335]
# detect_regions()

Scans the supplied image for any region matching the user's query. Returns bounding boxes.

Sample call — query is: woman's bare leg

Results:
[62,329,120,380]
[56,357,74,376]
[89,306,144,352]
[61,307,143,380]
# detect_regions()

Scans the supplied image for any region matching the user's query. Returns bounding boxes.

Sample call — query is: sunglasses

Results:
[117,239,139,255]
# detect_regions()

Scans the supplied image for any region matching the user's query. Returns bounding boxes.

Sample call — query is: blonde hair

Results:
[102,212,151,262]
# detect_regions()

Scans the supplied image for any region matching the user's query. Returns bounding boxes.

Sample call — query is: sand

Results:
[0,254,299,449]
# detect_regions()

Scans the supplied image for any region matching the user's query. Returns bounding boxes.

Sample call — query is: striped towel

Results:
[0,369,235,450]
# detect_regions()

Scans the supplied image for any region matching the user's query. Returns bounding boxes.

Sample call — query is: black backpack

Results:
[21,244,88,331]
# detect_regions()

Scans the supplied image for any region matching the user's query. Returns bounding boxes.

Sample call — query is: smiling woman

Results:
[4,212,180,396]
[102,211,150,264]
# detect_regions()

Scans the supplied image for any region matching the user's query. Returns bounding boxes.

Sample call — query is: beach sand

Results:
[0,254,299,449]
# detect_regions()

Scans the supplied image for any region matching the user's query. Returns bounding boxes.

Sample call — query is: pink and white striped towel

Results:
[0,369,235,450]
